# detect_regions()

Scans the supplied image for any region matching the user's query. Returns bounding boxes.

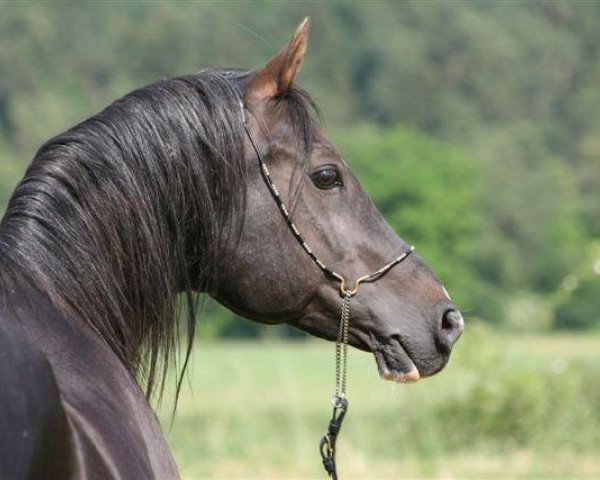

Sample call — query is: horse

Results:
[0,18,464,479]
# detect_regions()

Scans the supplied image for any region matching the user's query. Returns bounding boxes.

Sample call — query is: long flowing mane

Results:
[0,69,318,399]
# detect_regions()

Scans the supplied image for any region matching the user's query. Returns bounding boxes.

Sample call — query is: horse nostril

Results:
[439,309,464,351]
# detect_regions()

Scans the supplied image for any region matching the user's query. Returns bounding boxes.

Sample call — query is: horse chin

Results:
[373,337,422,384]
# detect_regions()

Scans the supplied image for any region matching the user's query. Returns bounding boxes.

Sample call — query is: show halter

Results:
[241,103,415,479]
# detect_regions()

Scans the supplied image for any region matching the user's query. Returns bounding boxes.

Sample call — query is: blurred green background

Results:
[1,2,599,478]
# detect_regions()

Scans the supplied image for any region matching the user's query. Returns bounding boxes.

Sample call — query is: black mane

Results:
[0,69,319,400]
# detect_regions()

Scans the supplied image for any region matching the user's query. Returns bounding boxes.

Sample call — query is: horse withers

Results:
[0,18,463,479]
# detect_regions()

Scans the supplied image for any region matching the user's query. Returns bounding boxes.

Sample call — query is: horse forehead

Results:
[313,141,341,160]
[270,135,340,162]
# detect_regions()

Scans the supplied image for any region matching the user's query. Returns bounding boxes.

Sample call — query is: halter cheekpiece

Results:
[241,100,414,480]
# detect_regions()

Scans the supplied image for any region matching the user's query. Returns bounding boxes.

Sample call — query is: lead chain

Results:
[320,292,352,479]
[334,291,351,404]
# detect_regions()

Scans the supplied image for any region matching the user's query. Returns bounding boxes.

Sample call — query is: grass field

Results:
[159,325,600,479]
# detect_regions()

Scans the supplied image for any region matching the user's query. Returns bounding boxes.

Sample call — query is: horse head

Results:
[212,19,464,383]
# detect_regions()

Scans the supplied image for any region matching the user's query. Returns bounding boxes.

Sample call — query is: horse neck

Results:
[0,147,184,375]
[0,73,246,390]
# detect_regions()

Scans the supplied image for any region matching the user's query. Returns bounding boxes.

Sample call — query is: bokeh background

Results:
[1,2,599,478]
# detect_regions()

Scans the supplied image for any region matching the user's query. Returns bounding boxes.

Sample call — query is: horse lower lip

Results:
[384,368,420,383]
[374,345,421,383]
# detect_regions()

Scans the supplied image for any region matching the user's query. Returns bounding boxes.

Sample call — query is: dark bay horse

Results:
[0,19,463,479]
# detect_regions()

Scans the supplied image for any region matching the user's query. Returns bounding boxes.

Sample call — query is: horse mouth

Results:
[373,337,421,383]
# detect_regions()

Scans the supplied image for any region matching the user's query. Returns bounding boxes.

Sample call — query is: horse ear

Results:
[245,17,310,103]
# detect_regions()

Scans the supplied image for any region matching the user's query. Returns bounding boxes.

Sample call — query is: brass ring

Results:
[334,274,369,298]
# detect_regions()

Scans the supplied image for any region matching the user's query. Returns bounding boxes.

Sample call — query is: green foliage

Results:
[439,323,600,450]
[504,292,554,333]
[555,276,600,330]
[548,241,600,332]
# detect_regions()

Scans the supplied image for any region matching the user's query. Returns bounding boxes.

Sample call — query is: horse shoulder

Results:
[0,314,73,479]
[1,279,179,479]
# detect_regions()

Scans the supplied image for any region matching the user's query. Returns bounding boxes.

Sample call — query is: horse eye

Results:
[312,167,342,190]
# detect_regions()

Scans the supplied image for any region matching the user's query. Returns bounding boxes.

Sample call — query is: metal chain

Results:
[334,291,351,402]
[320,292,352,479]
